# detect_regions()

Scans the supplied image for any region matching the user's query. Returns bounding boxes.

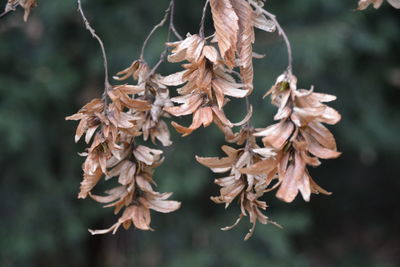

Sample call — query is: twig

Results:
[145,0,182,80]
[170,0,182,40]
[77,0,111,105]
[140,0,174,61]
[199,0,210,39]
[248,0,293,75]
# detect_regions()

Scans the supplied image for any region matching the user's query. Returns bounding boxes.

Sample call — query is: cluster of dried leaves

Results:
[67,60,180,234]
[160,34,251,137]
[0,0,394,241]
[65,0,344,239]
[197,72,341,239]
[357,0,400,9]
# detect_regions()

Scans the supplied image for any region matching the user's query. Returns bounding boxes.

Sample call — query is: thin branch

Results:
[77,0,111,104]
[145,0,182,79]
[140,2,172,61]
[199,0,210,39]
[248,0,293,75]
[170,0,182,40]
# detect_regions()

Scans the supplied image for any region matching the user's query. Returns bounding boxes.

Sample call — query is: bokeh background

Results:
[1,0,399,266]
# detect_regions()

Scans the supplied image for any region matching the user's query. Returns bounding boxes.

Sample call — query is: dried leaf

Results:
[209,0,239,68]
[231,0,255,92]
[357,0,384,9]
[387,0,400,8]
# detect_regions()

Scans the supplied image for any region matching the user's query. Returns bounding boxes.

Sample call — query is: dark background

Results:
[0,0,399,266]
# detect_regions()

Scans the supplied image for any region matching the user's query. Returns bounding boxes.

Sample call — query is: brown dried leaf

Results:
[276,152,305,203]
[387,0,400,8]
[78,167,103,199]
[253,13,276,32]
[255,121,294,149]
[209,0,239,68]
[303,131,341,159]
[4,0,37,22]
[164,94,204,116]
[357,0,384,10]
[231,0,255,92]
[160,70,188,86]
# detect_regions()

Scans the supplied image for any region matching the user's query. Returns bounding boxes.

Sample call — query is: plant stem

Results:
[145,0,182,79]
[77,0,111,106]
[140,0,181,61]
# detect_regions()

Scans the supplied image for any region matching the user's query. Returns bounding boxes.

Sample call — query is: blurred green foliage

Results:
[0,0,399,266]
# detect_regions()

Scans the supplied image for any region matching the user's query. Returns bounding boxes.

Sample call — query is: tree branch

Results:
[170,0,182,40]
[77,0,111,104]
[140,0,182,62]
[142,0,182,80]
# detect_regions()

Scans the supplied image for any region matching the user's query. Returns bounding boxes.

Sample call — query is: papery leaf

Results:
[209,0,239,68]
[160,70,188,86]
[78,167,103,199]
[357,0,384,10]
[231,0,255,92]
[255,121,294,149]
[253,13,276,32]
[387,0,400,8]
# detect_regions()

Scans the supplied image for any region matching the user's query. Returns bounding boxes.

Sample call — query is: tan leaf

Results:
[253,13,276,32]
[133,145,163,166]
[167,34,204,63]
[164,94,204,116]
[240,158,276,176]
[212,76,248,98]
[309,175,332,195]
[202,45,221,64]
[78,167,103,199]
[5,0,37,22]
[297,173,311,202]
[89,186,127,204]
[118,161,136,185]
[387,0,400,8]
[160,70,188,86]
[276,152,305,203]
[132,205,152,230]
[209,0,239,68]
[303,122,337,150]
[231,0,255,91]
[145,197,181,213]
[303,131,341,159]
[357,0,384,10]
[211,105,233,128]
[255,121,294,149]
[170,121,194,136]
[196,155,235,169]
